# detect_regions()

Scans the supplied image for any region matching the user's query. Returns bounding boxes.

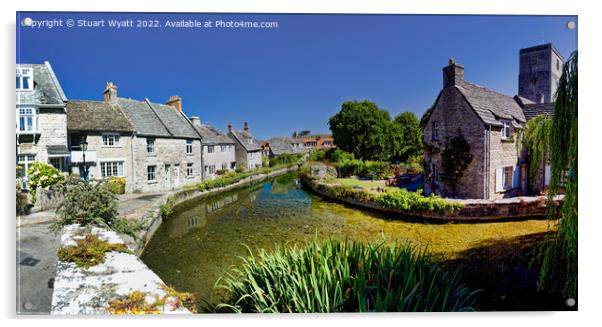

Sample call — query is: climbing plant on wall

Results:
[440,131,473,196]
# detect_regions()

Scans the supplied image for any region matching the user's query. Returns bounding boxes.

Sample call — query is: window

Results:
[102,133,120,147]
[17,108,36,132]
[207,145,214,154]
[230,162,236,169]
[501,121,511,140]
[432,122,439,140]
[17,154,36,178]
[205,165,216,175]
[147,165,156,182]
[49,158,65,172]
[187,163,193,178]
[502,166,513,190]
[222,162,228,170]
[496,165,518,192]
[220,145,227,152]
[100,161,124,177]
[16,67,33,91]
[186,139,193,154]
[146,138,155,153]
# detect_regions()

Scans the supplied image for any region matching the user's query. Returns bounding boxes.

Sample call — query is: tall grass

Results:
[213,239,479,312]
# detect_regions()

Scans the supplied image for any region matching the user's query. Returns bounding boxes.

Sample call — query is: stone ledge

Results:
[51,225,190,315]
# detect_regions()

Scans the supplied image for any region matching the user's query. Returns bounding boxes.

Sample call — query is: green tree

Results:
[328,100,394,160]
[440,131,473,196]
[391,111,423,162]
[298,130,311,137]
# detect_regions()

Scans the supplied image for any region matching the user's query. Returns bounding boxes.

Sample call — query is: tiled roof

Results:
[194,124,234,145]
[17,62,67,106]
[268,137,307,155]
[66,100,134,132]
[455,81,526,126]
[117,98,171,137]
[513,95,535,107]
[522,103,555,121]
[229,130,262,152]
[146,101,200,139]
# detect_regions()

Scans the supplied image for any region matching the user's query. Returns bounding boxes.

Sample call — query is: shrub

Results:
[106,285,197,314]
[51,177,119,233]
[235,167,246,174]
[27,161,65,203]
[16,183,29,215]
[215,239,479,312]
[375,189,463,213]
[160,196,176,219]
[215,169,229,176]
[269,153,304,167]
[107,177,126,194]
[57,234,129,269]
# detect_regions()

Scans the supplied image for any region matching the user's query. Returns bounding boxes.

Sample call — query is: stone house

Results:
[423,43,560,199]
[263,137,307,158]
[66,83,203,193]
[189,116,237,180]
[16,62,69,188]
[301,135,335,150]
[228,122,263,171]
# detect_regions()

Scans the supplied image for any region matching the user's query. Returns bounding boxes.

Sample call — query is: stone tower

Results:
[518,43,564,104]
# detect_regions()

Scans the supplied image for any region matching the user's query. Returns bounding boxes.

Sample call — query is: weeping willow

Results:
[520,115,552,187]
[535,51,578,299]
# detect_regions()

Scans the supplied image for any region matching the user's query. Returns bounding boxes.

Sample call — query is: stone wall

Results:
[17,107,68,166]
[487,126,525,199]
[51,225,190,315]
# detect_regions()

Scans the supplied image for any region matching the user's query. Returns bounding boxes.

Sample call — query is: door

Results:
[174,164,180,188]
[164,164,172,189]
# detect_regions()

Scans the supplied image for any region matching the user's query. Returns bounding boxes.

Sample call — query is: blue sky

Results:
[17,13,577,139]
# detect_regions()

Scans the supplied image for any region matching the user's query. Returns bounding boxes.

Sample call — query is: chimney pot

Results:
[243,122,249,132]
[228,122,233,132]
[103,82,118,104]
[443,60,464,88]
[166,95,182,112]
[189,116,201,126]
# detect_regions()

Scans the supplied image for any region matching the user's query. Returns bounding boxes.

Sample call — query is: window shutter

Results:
[495,167,503,192]
[513,165,520,189]
[544,164,551,186]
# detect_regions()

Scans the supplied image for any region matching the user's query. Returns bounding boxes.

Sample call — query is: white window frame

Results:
[501,121,511,140]
[205,165,216,175]
[186,139,193,154]
[496,165,519,192]
[16,107,36,132]
[102,133,121,147]
[99,160,124,178]
[147,165,157,182]
[221,162,228,170]
[16,67,34,91]
[220,145,227,152]
[17,154,36,177]
[146,138,155,153]
[186,163,194,178]
[207,145,214,154]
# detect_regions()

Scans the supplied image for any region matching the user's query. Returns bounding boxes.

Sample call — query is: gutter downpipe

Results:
[485,125,491,200]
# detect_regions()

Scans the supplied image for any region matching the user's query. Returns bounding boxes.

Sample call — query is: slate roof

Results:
[455,81,526,127]
[267,137,306,155]
[66,100,134,132]
[193,124,234,145]
[17,62,67,106]
[522,103,555,121]
[46,145,69,156]
[229,130,262,152]
[146,101,200,139]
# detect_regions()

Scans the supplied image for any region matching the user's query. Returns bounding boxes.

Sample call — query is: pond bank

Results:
[302,175,563,222]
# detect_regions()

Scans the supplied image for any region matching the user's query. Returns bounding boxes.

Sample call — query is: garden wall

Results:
[303,177,563,221]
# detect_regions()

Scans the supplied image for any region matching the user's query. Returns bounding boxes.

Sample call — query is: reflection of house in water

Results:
[270,176,299,195]
[166,187,261,239]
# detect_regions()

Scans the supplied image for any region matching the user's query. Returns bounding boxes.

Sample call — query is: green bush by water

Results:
[375,189,464,214]
[214,239,479,312]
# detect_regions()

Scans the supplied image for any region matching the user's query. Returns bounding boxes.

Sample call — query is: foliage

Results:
[440,132,473,195]
[326,184,378,203]
[16,164,23,178]
[328,100,394,160]
[269,153,304,167]
[214,239,479,312]
[110,217,144,239]
[308,149,327,162]
[323,148,355,163]
[26,161,65,203]
[391,112,423,163]
[107,285,197,314]
[215,168,229,176]
[51,177,120,233]
[518,115,553,187]
[262,155,270,167]
[535,51,578,298]
[57,234,129,269]
[160,196,176,219]
[375,189,464,213]
[235,167,246,174]
[16,183,29,215]
[106,176,126,194]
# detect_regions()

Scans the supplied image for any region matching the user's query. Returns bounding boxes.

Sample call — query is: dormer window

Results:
[501,121,511,140]
[16,67,34,91]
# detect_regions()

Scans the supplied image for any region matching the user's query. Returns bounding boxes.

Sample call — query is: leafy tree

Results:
[328,100,393,160]
[291,131,298,138]
[298,130,311,137]
[392,112,423,162]
[440,131,473,196]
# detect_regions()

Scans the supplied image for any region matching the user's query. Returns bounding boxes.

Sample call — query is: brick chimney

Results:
[443,58,464,88]
[243,122,249,132]
[189,116,201,126]
[103,82,118,104]
[228,122,233,132]
[166,95,182,112]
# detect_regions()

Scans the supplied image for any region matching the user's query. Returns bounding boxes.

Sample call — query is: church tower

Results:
[518,43,564,104]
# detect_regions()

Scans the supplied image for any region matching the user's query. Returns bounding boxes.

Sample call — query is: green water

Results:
[141,173,551,310]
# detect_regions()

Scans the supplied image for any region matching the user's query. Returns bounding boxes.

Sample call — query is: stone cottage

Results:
[228,122,263,171]
[66,83,203,192]
[16,62,69,188]
[189,116,237,180]
[423,44,561,199]
[263,137,307,158]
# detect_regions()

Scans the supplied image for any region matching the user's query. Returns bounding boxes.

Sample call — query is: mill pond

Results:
[141,173,559,311]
